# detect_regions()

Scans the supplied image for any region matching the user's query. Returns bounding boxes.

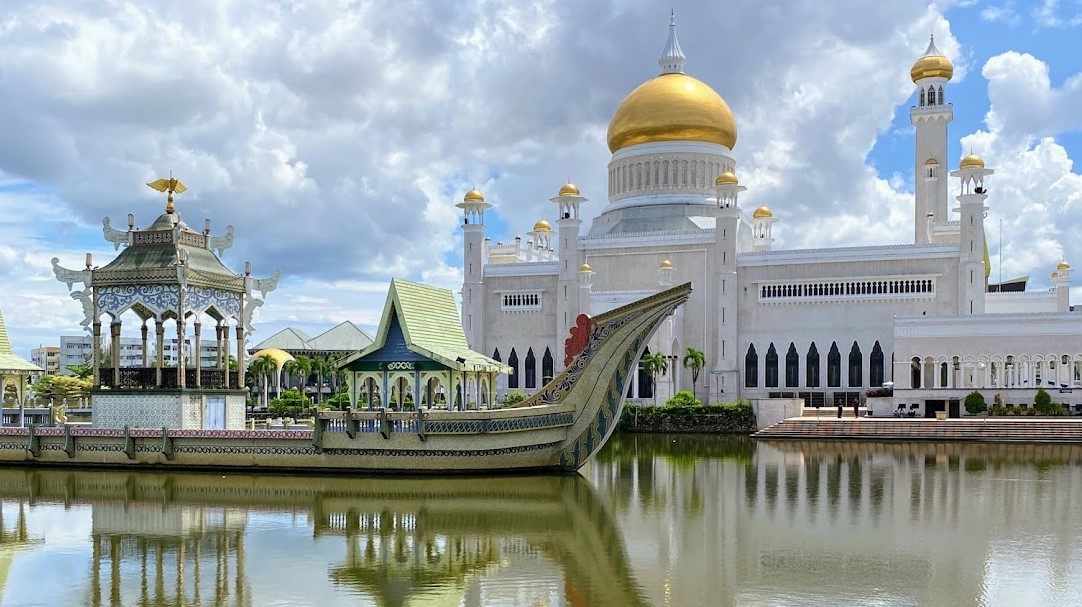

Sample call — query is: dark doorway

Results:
[948,399,960,418]
[925,400,945,419]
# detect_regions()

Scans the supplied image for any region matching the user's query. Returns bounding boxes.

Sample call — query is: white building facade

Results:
[58,335,220,375]
[460,20,1080,415]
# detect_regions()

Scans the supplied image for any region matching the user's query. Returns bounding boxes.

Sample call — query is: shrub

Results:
[664,391,702,409]
[989,405,1007,417]
[325,391,352,410]
[269,389,310,418]
[964,391,986,416]
[503,391,526,406]
[1034,389,1053,414]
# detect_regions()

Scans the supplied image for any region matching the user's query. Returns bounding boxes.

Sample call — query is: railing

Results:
[96,368,239,390]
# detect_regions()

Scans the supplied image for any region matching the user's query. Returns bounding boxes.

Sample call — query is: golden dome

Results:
[924,157,938,165]
[250,348,295,370]
[463,188,485,203]
[1053,271,1060,279]
[558,182,580,197]
[715,171,739,186]
[910,37,953,83]
[959,154,985,169]
[607,73,737,153]
[752,205,773,219]
[659,259,674,270]
[578,263,592,272]
[533,219,552,232]
[1057,260,1071,271]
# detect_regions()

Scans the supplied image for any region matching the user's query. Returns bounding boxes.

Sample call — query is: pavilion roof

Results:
[338,279,509,373]
[0,305,43,373]
[251,327,312,352]
[307,321,374,352]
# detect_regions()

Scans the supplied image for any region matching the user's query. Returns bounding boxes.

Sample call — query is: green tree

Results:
[31,375,92,403]
[1034,388,1053,414]
[682,347,705,404]
[67,363,92,379]
[310,356,330,403]
[247,354,276,408]
[964,391,986,416]
[284,356,312,392]
[641,352,669,406]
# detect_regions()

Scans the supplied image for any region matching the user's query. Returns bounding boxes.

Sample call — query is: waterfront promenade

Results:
[754,416,1082,442]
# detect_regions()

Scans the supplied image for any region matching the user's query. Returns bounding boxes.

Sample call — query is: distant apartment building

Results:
[30,346,60,376]
[57,336,222,375]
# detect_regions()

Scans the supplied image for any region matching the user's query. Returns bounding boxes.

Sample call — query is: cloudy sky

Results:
[1,0,1081,359]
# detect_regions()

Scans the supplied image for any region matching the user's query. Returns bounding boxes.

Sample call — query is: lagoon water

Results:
[0,435,1081,606]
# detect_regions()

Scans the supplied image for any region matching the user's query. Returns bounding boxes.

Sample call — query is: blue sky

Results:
[1,0,1081,360]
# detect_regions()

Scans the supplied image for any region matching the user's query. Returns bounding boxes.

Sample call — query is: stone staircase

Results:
[753,418,1082,443]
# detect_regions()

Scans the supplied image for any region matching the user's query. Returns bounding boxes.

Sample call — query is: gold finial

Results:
[147,174,188,214]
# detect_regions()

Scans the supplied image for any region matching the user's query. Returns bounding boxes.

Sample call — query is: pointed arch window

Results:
[492,348,502,363]
[542,347,554,383]
[525,348,537,389]
[920,88,925,107]
[508,348,519,389]
[911,357,922,389]
[938,85,944,104]
[785,343,799,388]
[870,341,885,388]
[638,347,653,398]
[765,343,779,388]
[927,87,937,105]
[848,341,863,388]
[745,344,758,388]
[827,342,841,388]
[806,343,820,388]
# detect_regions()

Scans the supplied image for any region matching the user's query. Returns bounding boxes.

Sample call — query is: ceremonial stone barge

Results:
[0,283,691,473]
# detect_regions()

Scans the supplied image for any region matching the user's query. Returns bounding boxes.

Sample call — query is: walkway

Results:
[754,417,1082,443]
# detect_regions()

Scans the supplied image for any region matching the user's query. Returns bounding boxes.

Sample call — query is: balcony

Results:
[98,368,241,390]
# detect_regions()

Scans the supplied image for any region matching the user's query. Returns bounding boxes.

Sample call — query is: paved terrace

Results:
[754,417,1082,443]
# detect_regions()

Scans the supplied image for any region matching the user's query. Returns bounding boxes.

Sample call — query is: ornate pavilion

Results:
[337,279,509,410]
[0,304,43,421]
[51,177,279,429]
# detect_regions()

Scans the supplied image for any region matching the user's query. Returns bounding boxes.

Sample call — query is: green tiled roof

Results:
[0,305,43,373]
[339,279,508,373]
[99,243,235,276]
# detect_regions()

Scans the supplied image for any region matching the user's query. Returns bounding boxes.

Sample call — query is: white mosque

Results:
[457,16,1082,416]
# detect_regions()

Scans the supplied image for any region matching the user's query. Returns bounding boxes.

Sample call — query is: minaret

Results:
[578,262,594,321]
[457,188,491,350]
[750,205,776,252]
[713,171,745,397]
[950,154,993,315]
[553,182,587,368]
[1054,261,1072,312]
[910,35,954,243]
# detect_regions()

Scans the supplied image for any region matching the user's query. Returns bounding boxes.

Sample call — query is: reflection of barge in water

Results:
[0,284,690,474]
[0,468,649,607]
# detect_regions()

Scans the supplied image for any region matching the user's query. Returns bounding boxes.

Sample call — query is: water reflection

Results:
[0,438,1081,606]
[0,470,648,607]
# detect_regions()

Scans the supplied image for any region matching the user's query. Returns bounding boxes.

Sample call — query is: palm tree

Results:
[247,354,276,408]
[641,352,669,406]
[682,347,705,404]
[284,356,313,393]
[310,356,330,404]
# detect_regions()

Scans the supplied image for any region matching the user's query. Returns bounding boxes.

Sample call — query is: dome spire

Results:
[923,33,942,58]
[658,10,685,74]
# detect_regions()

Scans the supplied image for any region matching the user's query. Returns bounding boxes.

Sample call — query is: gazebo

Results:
[337,279,509,411]
[51,177,279,429]
[0,304,43,423]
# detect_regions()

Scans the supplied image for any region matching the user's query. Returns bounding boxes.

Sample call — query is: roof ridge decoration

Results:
[658,10,686,74]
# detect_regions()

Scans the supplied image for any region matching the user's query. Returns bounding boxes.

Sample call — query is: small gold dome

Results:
[607,73,737,153]
[533,219,552,232]
[579,263,592,272]
[1053,271,1059,279]
[752,205,773,219]
[659,259,674,270]
[1057,260,1071,271]
[558,182,580,197]
[959,154,985,170]
[911,54,954,83]
[910,37,954,83]
[715,171,739,186]
[924,157,938,165]
[463,188,485,203]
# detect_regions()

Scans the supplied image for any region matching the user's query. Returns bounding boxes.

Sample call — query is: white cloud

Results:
[0,0,1080,356]
[980,5,1021,25]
